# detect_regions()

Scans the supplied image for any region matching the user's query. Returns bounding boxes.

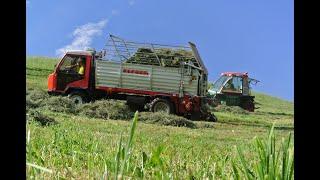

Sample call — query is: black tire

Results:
[127,102,145,112]
[190,112,201,121]
[150,98,174,114]
[241,99,255,112]
[199,112,217,122]
[68,91,89,105]
[208,114,218,122]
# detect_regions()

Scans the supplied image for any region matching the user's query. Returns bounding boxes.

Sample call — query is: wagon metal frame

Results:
[100,34,207,74]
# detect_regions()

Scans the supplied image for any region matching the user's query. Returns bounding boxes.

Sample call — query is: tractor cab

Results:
[208,72,259,111]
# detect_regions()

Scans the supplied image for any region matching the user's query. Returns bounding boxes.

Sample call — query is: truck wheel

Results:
[68,91,88,105]
[150,98,174,114]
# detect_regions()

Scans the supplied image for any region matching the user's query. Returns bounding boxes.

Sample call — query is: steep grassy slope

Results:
[26,56,294,179]
[253,92,293,115]
[27,56,58,90]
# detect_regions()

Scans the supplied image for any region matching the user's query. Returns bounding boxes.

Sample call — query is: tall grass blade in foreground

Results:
[281,132,294,180]
[114,111,139,179]
[114,133,123,179]
[233,123,294,179]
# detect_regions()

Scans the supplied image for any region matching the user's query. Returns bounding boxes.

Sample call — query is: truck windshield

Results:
[210,75,230,91]
[59,55,78,71]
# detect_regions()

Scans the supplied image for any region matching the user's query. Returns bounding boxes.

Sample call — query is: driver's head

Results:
[78,58,85,65]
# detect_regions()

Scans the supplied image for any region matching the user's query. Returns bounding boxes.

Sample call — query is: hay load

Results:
[125,48,196,67]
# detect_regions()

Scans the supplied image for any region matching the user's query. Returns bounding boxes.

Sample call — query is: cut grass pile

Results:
[26,88,49,110]
[78,100,134,120]
[213,104,249,114]
[26,89,197,128]
[42,96,77,114]
[27,109,57,126]
[138,112,196,128]
[26,89,75,113]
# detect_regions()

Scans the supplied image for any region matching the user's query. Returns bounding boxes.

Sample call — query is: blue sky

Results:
[26,0,293,101]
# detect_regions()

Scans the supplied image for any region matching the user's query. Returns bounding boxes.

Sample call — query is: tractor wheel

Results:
[209,114,218,122]
[150,98,174,114]
[242,99,255,112]
[68,91,88,105]
[201,113,217,122]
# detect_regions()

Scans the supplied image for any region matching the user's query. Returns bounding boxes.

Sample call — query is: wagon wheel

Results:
[150,98,174,114]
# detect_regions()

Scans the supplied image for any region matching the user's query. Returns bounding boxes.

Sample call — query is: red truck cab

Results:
[48,51,96,103]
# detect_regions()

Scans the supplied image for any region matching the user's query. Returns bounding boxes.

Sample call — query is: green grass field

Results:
[26,56,294,179]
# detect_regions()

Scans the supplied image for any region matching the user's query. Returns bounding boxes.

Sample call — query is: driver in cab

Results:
[224,80,236,91]
[67,57,85,75]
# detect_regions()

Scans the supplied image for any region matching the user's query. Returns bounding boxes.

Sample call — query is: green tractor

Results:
[208,72,259,112]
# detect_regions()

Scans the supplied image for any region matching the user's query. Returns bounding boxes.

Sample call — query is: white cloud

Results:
[56,19,108,57]
[111,9,119,16]
[128,0,135,6]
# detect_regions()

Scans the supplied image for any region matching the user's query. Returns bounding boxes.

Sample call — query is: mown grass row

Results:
[27,88,293,129]
[27,88,199,129]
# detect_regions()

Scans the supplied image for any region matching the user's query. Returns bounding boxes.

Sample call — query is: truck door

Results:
[56,54,87,91]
